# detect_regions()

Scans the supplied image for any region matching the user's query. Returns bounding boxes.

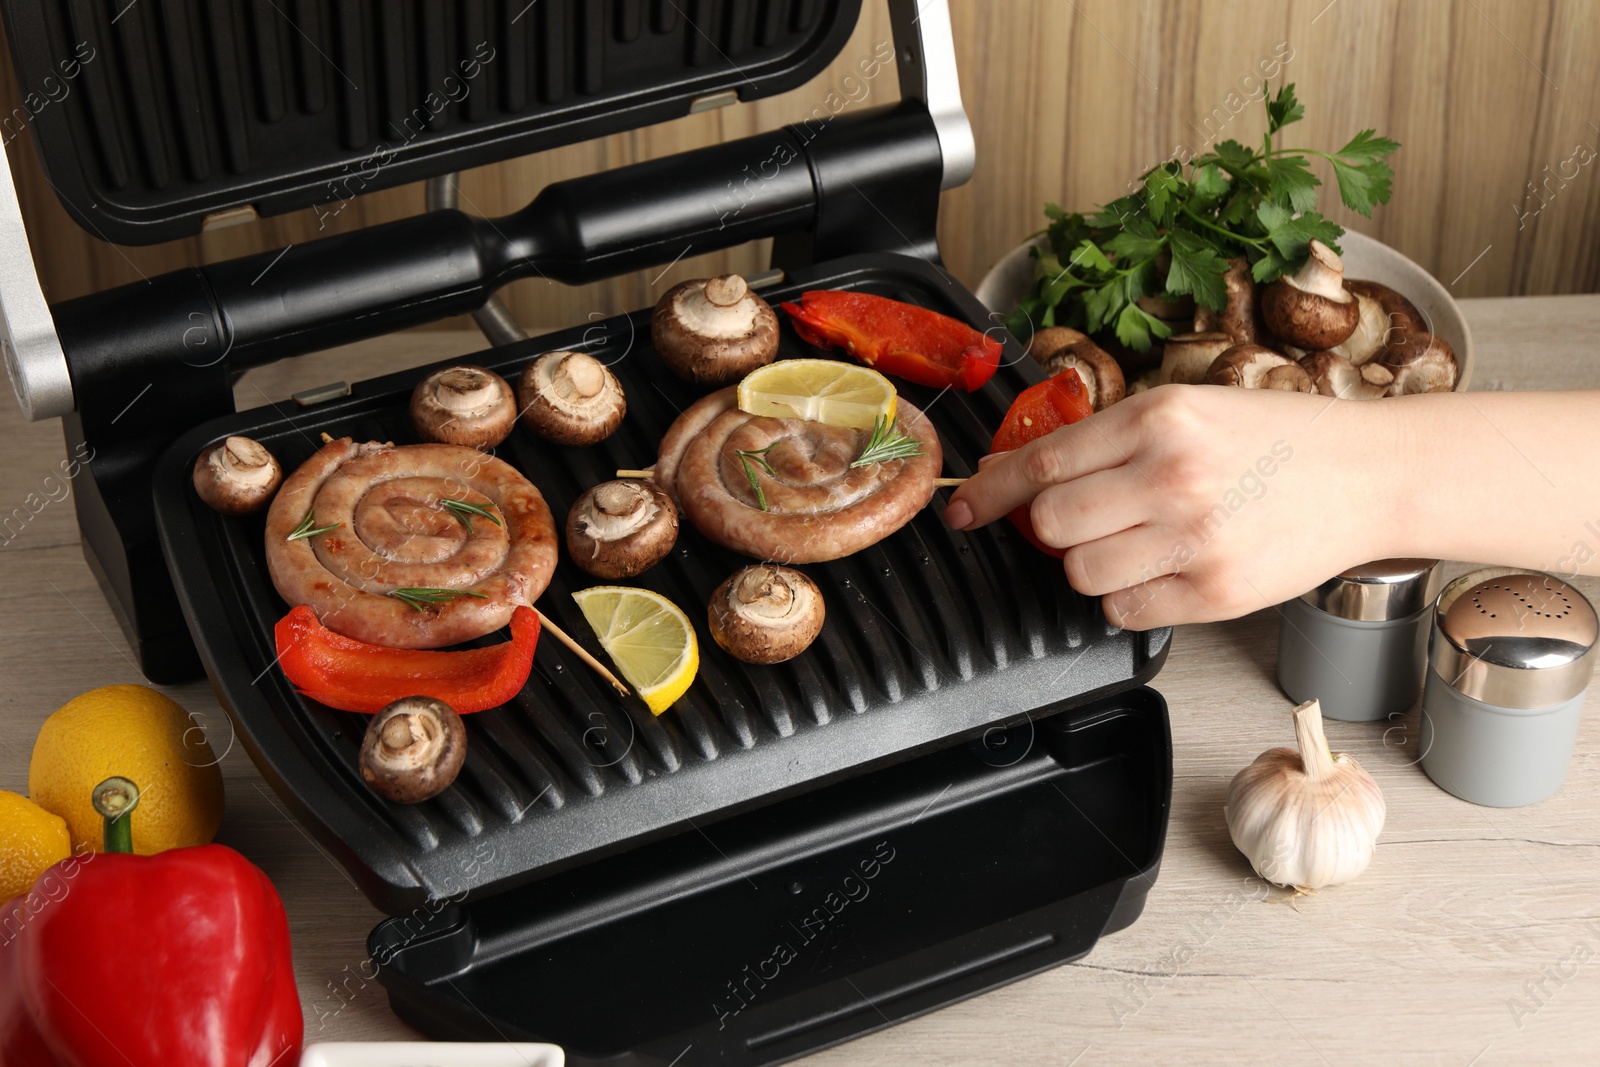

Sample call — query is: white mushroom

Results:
[1376,332,1458,395]
[651,274,780,385]
[1159,332,1235,386]
[1029,327,1125,409]
[359,697,467,804]
[1297,352,1391,400]
[1261,240,1360,350]
[411,365,517,448]
[518,351,626,446]
[192,435,282,515]
[565,480,679,579]
[708,565,825,664]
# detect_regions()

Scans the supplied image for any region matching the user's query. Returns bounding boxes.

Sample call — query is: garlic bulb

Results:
[1225,698,1386,890]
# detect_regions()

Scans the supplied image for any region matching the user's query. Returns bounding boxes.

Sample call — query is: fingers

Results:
[1029,467,1152,549]
[1059,525,1184,598]
[944,409,1136,530]
[1101,574,1224,631]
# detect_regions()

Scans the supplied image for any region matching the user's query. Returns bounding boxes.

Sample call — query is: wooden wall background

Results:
[2,0,1597,343]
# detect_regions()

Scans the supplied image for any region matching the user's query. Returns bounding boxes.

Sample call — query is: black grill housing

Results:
[155,255,1169,914]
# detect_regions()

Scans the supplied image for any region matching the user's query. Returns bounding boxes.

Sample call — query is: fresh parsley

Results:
[1007,83,1399,351]
[850,416,927,468]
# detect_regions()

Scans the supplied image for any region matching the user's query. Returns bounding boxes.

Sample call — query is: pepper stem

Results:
[1291,699,1336,782]
[92,777,141,853]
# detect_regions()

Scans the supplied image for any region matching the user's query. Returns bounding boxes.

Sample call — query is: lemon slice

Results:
[572,587,699,715]
[737,359,897,430]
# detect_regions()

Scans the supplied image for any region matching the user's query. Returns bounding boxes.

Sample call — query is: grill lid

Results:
[1,0,864,243]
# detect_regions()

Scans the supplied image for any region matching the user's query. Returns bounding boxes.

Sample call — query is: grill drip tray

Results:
[371,689,1170,1064]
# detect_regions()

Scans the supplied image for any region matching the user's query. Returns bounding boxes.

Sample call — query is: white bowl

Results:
[974,229,1474,390]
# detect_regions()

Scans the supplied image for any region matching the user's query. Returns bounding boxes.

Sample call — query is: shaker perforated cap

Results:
[1430,569,1597,709]
[1302,558,1442,621]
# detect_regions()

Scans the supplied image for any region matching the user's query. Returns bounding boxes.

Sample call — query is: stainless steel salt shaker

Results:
[1277,558,1442,722]
[1419,569,1597,807]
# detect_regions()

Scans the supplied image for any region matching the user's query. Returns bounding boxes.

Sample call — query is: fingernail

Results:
[977,451,1009,469]
[943,499,973,530]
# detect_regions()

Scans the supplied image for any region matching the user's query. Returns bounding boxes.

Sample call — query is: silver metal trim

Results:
[0,134,72,420]
[887,0,975,190]
[1300,558,1442,621]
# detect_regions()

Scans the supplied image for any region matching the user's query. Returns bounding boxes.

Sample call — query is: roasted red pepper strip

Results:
[781,290,1002,392]
[992,368,1095,557]
[0,844,303,1067]
[275,604,539,713]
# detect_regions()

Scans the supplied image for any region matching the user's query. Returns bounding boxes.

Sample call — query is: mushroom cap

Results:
[651,274,780,385]
[708,564,825,664]
[1339,280,1425,363]
[1260,363,1314,393]
[1030,328,1125,409]
[1193,257,1273,347]
[192,435,283,515]
[359,696,467,804]
[1204,344,1293,388]
[1160,332,1236,385]
[1377,332,1458,395]
[565,479,679,579]
[411,365,517,448]
[518,350,626,446]
[1261,240,1360,350]
[1297,351,1392,399]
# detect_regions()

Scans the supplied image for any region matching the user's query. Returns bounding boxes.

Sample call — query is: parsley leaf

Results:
[1164,230,1230,311]
[1267,82,1304,134]
[1264,155,1321,214]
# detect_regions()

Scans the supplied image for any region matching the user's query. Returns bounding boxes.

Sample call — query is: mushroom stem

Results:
[555,353,607,399]
[218,437,277,486]
[535,608,630,696]
[704,274,748,307]
[431,367,505,415]
[1289,241,1352,303]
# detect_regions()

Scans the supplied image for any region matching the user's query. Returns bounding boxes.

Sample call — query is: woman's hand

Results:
[942,385,1402,630]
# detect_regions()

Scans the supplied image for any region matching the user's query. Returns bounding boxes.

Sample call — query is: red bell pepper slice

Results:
[275,604,539,714]
[991,368,1095,557]
[780,290,1002,392]
[0,843,303,1067]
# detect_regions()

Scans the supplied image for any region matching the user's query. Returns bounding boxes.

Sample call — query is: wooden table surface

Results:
[2,296,1597,1066]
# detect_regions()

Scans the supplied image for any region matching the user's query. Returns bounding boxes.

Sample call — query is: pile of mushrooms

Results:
[1030,239,1458,404]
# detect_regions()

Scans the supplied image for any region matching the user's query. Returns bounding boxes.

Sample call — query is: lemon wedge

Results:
[736,359,897,430]
[572,587,699,715]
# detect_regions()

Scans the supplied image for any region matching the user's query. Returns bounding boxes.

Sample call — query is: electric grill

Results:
[1,2,1174,1062]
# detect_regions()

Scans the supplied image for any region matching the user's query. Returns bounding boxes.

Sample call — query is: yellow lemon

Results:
[737,359,897,430]
[29,685,224,854]
[0,791,71,901]
[572,587,699,715]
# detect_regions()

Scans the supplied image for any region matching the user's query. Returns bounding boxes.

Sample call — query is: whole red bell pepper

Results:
[0,780,302,1066]
[276,603,539,714]
[781,290,1002,392]
[991,368,1095,558]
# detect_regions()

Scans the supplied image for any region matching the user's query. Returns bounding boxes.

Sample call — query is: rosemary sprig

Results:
[851,416,926,468]
[389,587,490,611]
[734,443,780,512]
[286,509,342,542]
[440,497,502,534]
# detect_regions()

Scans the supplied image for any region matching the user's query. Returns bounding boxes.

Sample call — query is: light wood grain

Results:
[0,295,1596,1063]
[2,0,1597,339]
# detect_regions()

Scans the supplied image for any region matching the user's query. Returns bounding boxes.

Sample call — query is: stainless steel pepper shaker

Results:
[1276,558,1442,722]
[1419,569,1597,807]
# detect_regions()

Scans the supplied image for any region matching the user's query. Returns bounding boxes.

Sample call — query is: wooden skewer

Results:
[535,608,631,698]
[621,468,967,489]
[933,477,968,488]
[615,468,656,480]
[319,432,335,444]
